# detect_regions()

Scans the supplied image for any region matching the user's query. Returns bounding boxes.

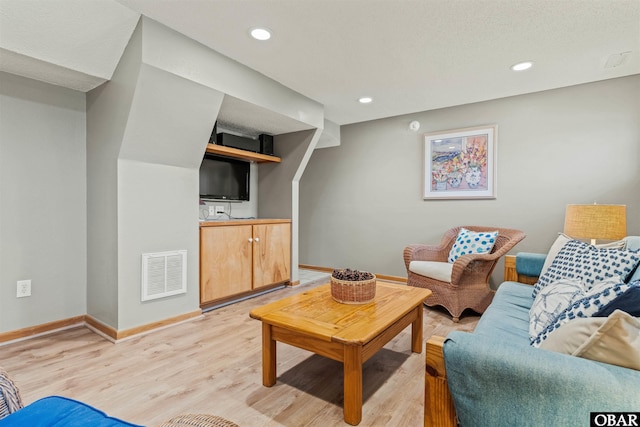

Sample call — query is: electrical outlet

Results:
[215,205,225,215]
[17,280,31,298]
[208,205,216,216]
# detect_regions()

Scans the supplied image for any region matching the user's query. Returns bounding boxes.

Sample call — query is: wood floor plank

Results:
[0,282,477,426]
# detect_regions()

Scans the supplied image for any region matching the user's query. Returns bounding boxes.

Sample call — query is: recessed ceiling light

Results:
[511,61,533,71]
[358,97,373,104]
[250,28,271,41]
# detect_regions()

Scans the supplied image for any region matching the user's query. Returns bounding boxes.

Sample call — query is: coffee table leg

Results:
[343,344,363,425]
[411,305,423,353]
[262,323,276,386]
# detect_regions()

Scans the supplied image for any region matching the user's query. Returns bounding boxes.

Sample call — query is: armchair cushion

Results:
[408,261,452,282]
[540,309,640,370]
[447,227,498,262]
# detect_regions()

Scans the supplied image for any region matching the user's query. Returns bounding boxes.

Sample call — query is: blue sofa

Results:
[0,396,142,427]
[424,237,640,427]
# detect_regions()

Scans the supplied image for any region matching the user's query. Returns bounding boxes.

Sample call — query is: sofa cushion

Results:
[529,278,584,340]
[0,396,141,427]
[532,239,640,298]
[447,227,498,263]
[540,310,640,370]
[531,278,630,347]
[593,281,640,317]
[408,260,452,282]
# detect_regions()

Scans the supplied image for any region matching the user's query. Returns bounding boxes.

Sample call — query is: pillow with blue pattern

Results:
[531,277,630,347]
[529,278,584,341]
[532,239,640,298]
[448,228,498,263]
[592,280,640,317]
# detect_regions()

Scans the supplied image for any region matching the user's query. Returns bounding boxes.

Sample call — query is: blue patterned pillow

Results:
[592,280,640,317]
[531,278,630,347]
[532,239,640,298]
[529,278,584,340]
[448,228,498,263]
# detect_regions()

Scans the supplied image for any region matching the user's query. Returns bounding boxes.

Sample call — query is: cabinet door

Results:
[252,223,291,289]
[200,225,253,303]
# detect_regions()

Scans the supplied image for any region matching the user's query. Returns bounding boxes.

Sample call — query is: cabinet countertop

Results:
[199,219,291,227]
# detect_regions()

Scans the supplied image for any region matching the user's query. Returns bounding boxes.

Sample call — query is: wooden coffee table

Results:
[249,281,431,425]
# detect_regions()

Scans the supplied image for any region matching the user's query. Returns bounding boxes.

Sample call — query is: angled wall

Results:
[259,129,322,282]
[87,16,323,332]
[87,18,225,331]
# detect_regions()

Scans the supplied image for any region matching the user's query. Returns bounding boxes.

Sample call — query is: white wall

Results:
[0,72,87,333]
[300,75,640,286]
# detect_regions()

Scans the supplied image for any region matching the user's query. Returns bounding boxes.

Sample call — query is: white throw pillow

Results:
[540,310,640,371]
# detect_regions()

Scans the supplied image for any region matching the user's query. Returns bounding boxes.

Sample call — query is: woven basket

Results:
[330,275,377,304]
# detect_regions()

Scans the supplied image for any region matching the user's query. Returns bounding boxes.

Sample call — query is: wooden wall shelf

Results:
[205,144,281,163]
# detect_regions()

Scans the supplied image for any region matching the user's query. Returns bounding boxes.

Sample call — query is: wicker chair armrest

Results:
[449,255,489,284]
[403,244,450,269]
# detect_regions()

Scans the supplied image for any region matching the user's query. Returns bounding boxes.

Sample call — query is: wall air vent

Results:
[141,250,187,301]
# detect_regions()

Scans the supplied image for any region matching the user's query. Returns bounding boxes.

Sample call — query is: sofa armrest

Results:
[444,331,640,426]
[504,253,545,285]
[424,336,456,427]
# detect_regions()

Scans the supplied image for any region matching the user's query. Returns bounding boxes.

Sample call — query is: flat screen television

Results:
[199,154,250,201]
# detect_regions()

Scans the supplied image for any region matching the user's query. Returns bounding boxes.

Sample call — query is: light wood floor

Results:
[0,282,478,427]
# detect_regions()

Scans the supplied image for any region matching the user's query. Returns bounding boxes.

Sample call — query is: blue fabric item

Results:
[531,278,630,346]
[625,236,640,251]
[447,228,498,262]
[624,237,640,282]
[444,282,640,427]
[593,281,640,317]
[515,252,546,277]
[0,396,143,427]
[474,282,533,343]
[532,239,640,297]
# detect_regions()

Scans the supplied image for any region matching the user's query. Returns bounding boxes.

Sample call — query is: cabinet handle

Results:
[248,238,253,243]
[254,237,260,243]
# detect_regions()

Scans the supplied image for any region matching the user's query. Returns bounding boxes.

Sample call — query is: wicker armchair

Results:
[404,225,525,322]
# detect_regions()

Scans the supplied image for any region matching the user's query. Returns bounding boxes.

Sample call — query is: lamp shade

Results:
[564,204,627,241]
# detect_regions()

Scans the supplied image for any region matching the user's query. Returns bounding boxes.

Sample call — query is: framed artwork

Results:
[423,125,496,200]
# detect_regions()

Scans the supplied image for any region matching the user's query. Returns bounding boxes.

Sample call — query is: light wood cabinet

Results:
[252,223,291,289]
[200,219,291,307]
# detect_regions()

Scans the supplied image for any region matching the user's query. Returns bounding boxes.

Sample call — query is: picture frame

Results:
[423,125,496,200]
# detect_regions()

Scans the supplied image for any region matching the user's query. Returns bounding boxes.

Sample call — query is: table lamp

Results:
[563,204,627,245]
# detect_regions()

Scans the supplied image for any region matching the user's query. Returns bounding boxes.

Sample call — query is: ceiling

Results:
[1,0,639,127]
